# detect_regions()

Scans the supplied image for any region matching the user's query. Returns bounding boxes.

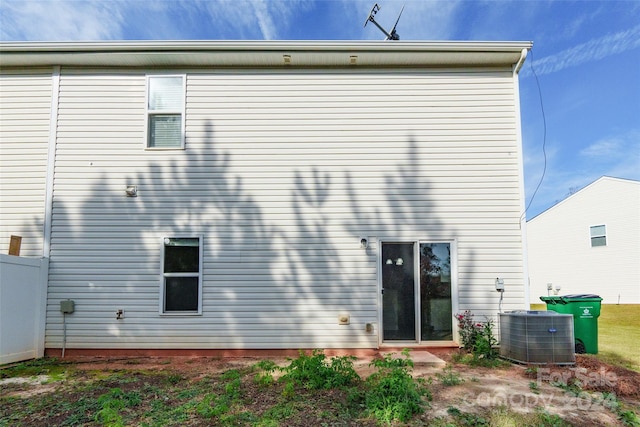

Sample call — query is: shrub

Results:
[455,310,479,352]
[455,311,499,362]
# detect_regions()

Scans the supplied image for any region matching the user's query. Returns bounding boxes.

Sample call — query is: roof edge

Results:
[0,40,533,53]
[527,175,640,222]
[0,40,533,69]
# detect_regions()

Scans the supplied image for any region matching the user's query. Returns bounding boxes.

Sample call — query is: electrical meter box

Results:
[60,300,75,314]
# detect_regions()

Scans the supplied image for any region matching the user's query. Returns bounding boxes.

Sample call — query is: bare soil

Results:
[2,349,639,426]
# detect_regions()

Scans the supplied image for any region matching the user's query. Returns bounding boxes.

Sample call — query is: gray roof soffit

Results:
[0,40,533,68]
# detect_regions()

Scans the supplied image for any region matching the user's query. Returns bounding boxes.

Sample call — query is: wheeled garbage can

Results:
[540,294,602,354]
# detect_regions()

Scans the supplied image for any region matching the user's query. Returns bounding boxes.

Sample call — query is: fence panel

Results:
[0,254,48,364]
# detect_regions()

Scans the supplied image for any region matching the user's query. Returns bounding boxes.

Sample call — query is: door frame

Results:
[378,239,459,346]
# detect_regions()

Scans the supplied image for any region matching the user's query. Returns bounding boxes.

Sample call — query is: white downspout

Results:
[43,66,60,259]
[512,47,531,308]
[42,66,60,356]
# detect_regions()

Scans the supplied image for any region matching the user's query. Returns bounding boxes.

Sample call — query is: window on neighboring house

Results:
[590,225,606,247]
[146,75,185,149]
[160,237,202,314]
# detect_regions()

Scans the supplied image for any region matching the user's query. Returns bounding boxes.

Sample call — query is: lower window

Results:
[160,236,202,314]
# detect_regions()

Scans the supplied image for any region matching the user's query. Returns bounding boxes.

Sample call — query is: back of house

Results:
[0,41,531,355]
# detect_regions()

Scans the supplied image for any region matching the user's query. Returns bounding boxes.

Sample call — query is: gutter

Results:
[0,40,534,69]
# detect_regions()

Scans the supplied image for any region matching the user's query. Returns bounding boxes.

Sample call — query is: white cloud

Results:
[580,138,623,158]
[252,1,277,40]
[0,0,312,41]
[1,0,124,41]
[527,24,640,76]
[580,129,640,163]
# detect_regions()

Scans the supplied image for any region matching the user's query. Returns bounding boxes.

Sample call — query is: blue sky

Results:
[2,0,639,218]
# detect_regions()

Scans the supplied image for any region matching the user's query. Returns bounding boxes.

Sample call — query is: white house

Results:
[527,176,640,304]
[0,41,531,356]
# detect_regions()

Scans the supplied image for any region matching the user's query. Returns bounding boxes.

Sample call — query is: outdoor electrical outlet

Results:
[116,309,124,320]
[365,323,374,333]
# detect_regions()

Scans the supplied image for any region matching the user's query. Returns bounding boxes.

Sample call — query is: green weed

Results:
[447,406,489,426]
[364,349,430,424]
[253,359,278,388]
[279,350,359,390]
[436,365,465,386]
[94,388,142,427]
[529,381,540,394]
[533,408,572,426]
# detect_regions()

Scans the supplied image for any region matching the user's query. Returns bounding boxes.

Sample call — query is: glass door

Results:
[382,241,453,342]
[419,243,453,341]
[381,243,416,340]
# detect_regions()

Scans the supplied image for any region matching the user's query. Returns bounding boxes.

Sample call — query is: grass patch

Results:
[432,406,572,427]
[531,303,640,371]
[0,357,68,380]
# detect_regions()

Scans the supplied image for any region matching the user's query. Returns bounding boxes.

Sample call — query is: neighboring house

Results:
[527,177,640,304]
[0,40,531,355]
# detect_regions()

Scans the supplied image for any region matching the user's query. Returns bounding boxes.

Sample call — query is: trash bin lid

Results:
[562,294,602,300]
[540,296,563,301]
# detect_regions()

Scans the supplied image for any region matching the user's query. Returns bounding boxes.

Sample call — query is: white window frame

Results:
[589,224,607,247]
[145,75,186,150]
[159,235,203,315]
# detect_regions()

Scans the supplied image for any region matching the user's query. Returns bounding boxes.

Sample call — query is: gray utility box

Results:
[60,300,75,314]
[499,311,575,365]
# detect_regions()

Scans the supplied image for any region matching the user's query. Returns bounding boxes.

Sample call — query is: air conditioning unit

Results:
[499,311,575,365]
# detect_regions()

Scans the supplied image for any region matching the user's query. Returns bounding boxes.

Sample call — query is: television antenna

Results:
[364,3,405,41]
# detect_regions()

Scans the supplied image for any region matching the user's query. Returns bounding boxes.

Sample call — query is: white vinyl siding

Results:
[0,70,53,257]
[44,67,526,350]
[528,177,640,304]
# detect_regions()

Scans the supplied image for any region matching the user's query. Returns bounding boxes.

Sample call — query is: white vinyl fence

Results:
[0,254,48,364]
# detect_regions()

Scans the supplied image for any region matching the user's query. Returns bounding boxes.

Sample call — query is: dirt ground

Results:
[3,349,640,426]
[426,349,640,426]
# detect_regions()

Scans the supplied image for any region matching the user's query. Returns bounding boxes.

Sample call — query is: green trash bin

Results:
[540,294,603,354]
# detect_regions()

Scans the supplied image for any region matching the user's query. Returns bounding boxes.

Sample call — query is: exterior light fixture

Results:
[283,54,291,65]
[386,259,393,265]
[360,237,368,249]
[395,258,403,266]
[125,185,137,197]
[350,55,358,65]
[554,284,561,295]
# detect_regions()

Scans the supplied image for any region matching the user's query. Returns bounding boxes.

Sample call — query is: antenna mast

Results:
[364,3,405,41]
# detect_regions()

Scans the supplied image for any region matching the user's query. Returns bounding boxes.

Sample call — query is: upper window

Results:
[590,225,606,247]
[160,237,202,314]
[146,76,185,149]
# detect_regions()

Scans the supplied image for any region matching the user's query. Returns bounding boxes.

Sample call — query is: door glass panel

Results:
[382,243,415,340]
[420,243,453,340]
